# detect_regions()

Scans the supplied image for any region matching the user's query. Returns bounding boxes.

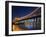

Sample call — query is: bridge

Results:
[13,7,41,23]
[12,7,41,31]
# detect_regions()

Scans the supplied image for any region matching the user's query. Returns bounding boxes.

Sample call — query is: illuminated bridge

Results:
[13,7,41,23]
[12,7,41,31]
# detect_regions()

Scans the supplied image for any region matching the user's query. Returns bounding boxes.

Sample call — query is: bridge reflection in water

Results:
[12,7,41,31]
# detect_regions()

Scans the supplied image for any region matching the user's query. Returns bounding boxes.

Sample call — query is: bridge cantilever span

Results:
[13,7,41,23]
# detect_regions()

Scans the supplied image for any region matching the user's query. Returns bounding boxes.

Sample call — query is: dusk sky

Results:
[12,6,38,19]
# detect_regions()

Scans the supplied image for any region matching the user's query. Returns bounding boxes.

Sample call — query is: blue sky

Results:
[12,6,38,19]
